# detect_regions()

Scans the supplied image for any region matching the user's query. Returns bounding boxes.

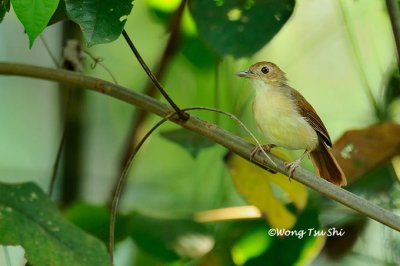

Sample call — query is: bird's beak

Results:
[236,70,255,78]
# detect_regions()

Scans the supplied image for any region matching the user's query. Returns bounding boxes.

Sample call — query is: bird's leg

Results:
[250,144,276,161]
[285,150,310,180]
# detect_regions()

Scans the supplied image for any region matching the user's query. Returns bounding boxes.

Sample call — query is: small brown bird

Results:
[237,61,347,186]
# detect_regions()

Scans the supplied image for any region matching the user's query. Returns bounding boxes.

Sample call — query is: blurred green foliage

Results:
[0,0,400,265]
[0,0,9,23]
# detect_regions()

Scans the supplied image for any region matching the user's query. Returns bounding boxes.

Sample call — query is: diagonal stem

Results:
[386,0,400,58]
[119,0,187,171]
[338,0,381,119]
[121,30,189,121]
[109,112,176,265]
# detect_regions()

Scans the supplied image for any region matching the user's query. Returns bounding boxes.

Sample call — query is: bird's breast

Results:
[252,84,318,150]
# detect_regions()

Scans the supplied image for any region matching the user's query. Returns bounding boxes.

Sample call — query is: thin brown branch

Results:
[109,111,175,265]
[121,29,188,121]
[0,62,399,238]
[214,58,221,124]
[39,34,59,67]
[49,90,71,196]
[141,0,187,98]
[119,0,187,171]
[338,0,381,118]
[386,0,400,58]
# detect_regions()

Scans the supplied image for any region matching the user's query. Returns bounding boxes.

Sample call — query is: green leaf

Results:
[189,0,295,57]
[347,164,395,195]
[130,214,214,261]
[0,182,109,266]
[64,202,132,244]
[64,0,134,46]
[160,128,215,158]
[181,36,216,69]
[244,208,321,266]
[0,0,10,22]
[231,226,271,265]
[11,0,60,47]
[48,0,68,25]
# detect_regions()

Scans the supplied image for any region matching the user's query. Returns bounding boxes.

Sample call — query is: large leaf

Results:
[0,0,10,22]
[189,0,295,57]
[130,214,214,261]
[332,122,400,183]
[64,0,134,46]
[11,0,59,47]
[0,182,109,266]
[225,150,308,230]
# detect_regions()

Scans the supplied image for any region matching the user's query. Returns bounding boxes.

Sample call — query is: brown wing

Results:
[289,88,332,147]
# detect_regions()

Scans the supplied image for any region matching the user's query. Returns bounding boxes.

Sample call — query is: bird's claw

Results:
[249,144,276,161]
[284,159,301,181]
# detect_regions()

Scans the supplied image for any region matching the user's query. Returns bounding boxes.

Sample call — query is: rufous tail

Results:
[310,142,347,186]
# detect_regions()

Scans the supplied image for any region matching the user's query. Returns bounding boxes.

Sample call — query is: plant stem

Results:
[49,91,70,196]
[386,0,400,58]
[109,111,175,265]
[121,30,189,121]
[119,0,186,177]
[0,62,399,232]
[338,0,381,119]
[214,57,221,124]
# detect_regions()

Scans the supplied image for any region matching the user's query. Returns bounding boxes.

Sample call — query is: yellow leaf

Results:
[225,149,308,229]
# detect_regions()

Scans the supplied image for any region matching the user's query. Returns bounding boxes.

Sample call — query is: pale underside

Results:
[252,80,318,151]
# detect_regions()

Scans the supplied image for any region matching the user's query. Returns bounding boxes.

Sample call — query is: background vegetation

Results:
[0,0,399,265]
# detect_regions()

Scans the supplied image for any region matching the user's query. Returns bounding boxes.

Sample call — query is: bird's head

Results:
[237,61,287,86]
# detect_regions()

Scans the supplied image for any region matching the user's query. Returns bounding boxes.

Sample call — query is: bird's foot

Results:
[249,144,276,161]
[284,159,302,181]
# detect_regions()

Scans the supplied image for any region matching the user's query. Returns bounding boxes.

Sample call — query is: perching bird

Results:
[237,61,347,186]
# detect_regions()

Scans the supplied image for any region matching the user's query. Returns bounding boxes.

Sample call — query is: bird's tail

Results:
[310,142,347,186]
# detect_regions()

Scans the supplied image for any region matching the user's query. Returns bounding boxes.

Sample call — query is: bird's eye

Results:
[261,66,269,74]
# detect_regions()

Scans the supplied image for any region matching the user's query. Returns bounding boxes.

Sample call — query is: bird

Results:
[237,61,347,186]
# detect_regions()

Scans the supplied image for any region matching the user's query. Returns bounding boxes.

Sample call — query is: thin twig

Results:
[386,0,400,58]
[39,34,59,67]
[185,107,276,166]
[109,111,177,265]
[121,30,189,121]
[338,0,381,118]
[83,50,119,84]
[214,58,221,125]
[1,62,399,233]
[119,0,187,171]
[140,0,187,98]
[108,106,274,264]
[49,90,71,196]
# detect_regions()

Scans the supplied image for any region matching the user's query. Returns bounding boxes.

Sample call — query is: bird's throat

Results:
[252,82,318,151]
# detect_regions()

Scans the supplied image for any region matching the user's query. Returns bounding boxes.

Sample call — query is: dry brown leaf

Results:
[332,122,400,183]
